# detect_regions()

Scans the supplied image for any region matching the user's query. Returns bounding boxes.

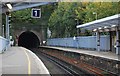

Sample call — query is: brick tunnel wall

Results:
[12,29,46,48]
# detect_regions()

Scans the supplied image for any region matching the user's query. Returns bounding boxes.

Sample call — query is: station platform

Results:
[40,46,120,61]
[0,47,50,75]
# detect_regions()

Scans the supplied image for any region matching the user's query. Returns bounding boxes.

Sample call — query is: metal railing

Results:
[0,36,9,53]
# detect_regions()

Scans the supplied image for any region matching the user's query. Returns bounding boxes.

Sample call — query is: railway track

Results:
[32,48,90,76]
[37,47,118,76]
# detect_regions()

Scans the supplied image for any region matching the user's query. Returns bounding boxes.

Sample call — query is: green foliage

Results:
[49,2,79,38]
[11,4,57,29]
[7,4,57,39]
[48,2,119,38]
[3,2,119,38]
[83,2,119,23]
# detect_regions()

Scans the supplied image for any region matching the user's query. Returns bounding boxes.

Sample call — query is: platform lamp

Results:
[6,3,12,10]
[92,12,98,36]
[93,12,98,20]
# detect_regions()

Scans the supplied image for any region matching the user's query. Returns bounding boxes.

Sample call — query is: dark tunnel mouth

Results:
[18,31,40,49]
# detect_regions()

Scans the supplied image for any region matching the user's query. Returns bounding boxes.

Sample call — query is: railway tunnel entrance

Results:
[18,31,40,49]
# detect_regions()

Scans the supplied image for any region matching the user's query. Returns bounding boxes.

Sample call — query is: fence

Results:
[47,35,110,51]
[0,36,9,53]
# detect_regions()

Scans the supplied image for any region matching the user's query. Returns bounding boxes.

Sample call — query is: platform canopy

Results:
[0,1,56,14]
[76,14,120,32]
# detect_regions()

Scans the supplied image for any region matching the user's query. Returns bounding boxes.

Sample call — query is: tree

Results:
[83,2,119,23]
[11,4,57,29]
[48,2,82,38]
[48,2,119,38]
[7,3,57,39]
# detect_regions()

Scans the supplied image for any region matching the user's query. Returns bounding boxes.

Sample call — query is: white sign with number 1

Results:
[31,8,41,18]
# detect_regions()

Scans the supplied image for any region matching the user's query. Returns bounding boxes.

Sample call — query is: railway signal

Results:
[8,14,11,26]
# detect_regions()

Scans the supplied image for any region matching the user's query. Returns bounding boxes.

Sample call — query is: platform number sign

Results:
[31,8,41,18]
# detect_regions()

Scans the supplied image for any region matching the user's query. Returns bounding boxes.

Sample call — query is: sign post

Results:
[31,8,41,18]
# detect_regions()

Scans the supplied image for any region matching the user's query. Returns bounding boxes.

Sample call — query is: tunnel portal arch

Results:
[18,31,40,48]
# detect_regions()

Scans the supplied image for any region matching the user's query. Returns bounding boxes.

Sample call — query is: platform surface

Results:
[0,47,50,75]
[41,46,120,61]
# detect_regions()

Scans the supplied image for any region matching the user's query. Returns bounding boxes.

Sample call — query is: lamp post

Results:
[75,19,79,36]
[92,12,98,36]
[93,12,98,20]
[2,25,4,37]
[75,19,79,48]
[93,12,100,52]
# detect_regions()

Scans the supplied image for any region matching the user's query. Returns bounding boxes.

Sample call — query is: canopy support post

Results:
[96,31,100,52]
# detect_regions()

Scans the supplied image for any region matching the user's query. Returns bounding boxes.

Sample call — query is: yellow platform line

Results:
[24,50,31,75]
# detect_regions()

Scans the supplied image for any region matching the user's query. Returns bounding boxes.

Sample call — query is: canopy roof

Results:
[77,14,120,31]
[0,2,55,14]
